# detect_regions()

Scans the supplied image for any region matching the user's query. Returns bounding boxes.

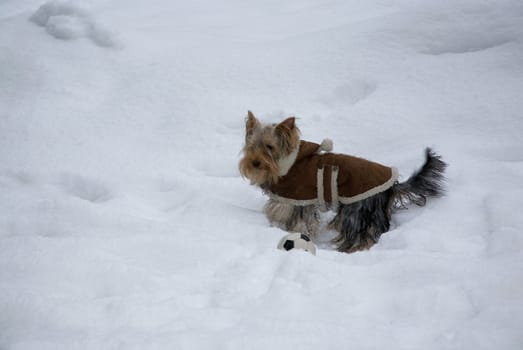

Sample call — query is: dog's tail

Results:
[392,148,447,208]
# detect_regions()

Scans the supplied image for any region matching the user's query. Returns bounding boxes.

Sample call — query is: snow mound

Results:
[392,3,521,56]
[30,0,120,48]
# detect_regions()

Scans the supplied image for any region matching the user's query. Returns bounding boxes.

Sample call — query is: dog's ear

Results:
[276,117,295,132]
[245,111,260,139]
[274,117,298,153]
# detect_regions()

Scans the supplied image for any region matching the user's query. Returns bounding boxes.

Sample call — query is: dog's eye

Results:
[265,144,274,151]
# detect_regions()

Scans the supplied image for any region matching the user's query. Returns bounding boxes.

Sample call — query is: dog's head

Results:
[239,111,300,186]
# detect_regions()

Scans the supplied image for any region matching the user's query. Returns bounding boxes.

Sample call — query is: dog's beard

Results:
[239,156,279,186]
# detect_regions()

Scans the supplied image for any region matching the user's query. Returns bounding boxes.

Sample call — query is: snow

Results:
[1,0,523,349]
[30,1,120,48]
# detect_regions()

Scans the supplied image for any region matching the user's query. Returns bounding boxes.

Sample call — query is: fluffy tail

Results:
[392,148,447,208]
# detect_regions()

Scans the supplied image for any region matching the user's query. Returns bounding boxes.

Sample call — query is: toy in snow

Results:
[277,232,316,255]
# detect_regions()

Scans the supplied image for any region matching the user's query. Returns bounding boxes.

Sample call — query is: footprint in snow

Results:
[320,80,377,107]
[58,173,113,203]
[30,0,121,48]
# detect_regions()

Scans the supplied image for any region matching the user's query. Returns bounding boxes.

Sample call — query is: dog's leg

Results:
[264,199,320,238]
[328,190,393,253]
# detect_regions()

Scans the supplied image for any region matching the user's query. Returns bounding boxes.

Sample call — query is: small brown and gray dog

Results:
[239,111,446,253]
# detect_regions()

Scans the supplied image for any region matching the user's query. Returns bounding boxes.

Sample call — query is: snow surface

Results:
[1,0,523,349]
[29,1,120,48]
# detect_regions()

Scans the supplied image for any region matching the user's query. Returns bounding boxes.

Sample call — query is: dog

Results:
[239,111,447,253]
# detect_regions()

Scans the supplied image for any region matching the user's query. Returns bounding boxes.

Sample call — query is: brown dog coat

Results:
[267,140,398,209]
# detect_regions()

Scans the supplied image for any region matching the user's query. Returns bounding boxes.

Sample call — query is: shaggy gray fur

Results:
[264,199,320,238]
[331,148,447,252]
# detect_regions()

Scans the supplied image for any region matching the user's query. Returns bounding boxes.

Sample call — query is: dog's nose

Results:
[252,160,261,168]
